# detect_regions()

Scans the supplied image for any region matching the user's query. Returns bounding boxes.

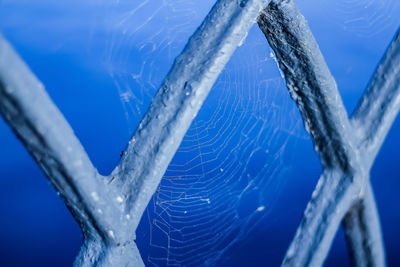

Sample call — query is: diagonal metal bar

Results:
[352,28,400,166]
[110,0,271,232]
[2,0,397,265]
[257,0,388,266]
[343,27,400,267]
[258,2,365,264]
[343,182,384,267]
[259,0,400,266]
[259,1,359,171]
[0,34,122,242]
[0,0,273,265]
[0,34,144,267]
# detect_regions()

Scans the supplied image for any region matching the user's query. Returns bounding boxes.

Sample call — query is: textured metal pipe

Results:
[0,0,273,265]
[258,1,381,266]
[111,0,272,233]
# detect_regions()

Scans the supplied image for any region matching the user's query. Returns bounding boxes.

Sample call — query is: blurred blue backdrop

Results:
[0,0,399,266]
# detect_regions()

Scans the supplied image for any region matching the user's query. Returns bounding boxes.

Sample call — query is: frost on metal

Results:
[0,0,271,266]
[1,0,399,265]
[258,0,400,266]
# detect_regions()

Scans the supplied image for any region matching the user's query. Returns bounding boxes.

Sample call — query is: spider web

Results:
[320,0,400,37]
[141,34,304,266]
[100,1,307,266]
[100,0,400,266]
[0,0,399,266]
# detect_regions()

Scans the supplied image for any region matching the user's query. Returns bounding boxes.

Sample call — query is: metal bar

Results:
[341,26,400,267]
[343,182,385,267]
[259,2,400,267]
[258,1,375,266]
[0,34,122,242]
[1,0,397,265]
[352,28,400,166]
[284,169,359,266]
[0,0,275,265]
[258,0,358,171]
[110,0,272,232]
[0,34,146,266]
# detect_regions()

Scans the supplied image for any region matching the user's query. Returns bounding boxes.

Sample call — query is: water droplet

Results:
[108,230,115,239]
[91,192,99,201]
[257,206,265,212]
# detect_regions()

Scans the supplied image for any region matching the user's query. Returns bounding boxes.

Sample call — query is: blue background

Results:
[0,0,399,266]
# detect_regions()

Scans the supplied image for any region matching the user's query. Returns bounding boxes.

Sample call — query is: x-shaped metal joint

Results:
[0,0,399,266]
[259,0,400,266]
[0,0,271,265]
